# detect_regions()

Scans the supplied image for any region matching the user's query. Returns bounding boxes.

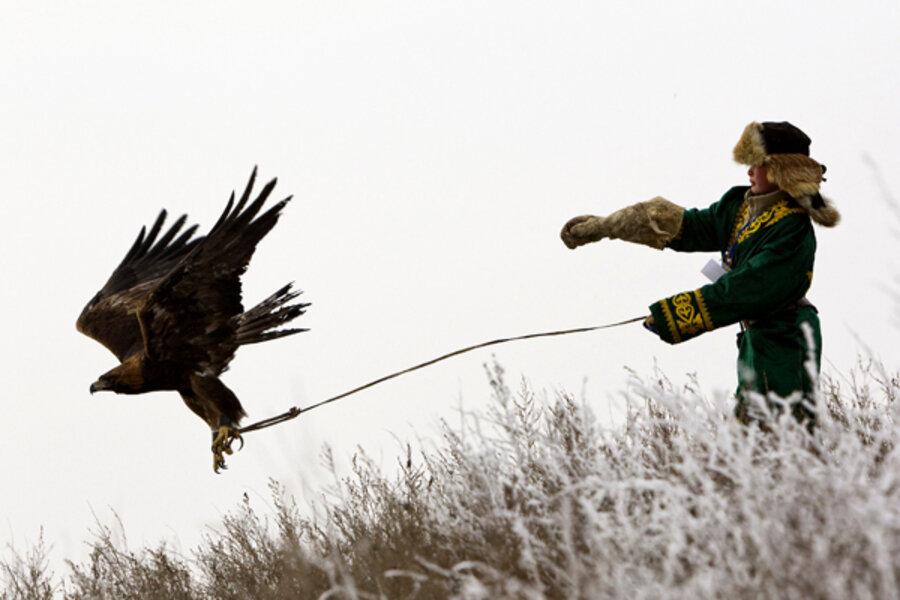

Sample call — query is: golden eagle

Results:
[77,168,308,471]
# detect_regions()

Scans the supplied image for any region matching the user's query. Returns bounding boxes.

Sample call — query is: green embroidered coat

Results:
[648,186,821,420]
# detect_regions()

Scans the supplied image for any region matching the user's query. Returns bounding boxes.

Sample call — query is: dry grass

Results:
[4,359,900,599]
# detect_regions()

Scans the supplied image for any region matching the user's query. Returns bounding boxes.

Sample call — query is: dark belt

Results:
[743,297,814,329]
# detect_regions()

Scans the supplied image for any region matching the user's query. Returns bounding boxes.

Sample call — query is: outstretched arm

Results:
[647,219,815,344]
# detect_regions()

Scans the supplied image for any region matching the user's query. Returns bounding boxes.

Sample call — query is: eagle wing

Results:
[76,209,201,362]
[139,168,291,374]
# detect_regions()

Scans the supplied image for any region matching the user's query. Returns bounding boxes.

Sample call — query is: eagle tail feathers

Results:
[238,327,309,346]
[235,283,309,346]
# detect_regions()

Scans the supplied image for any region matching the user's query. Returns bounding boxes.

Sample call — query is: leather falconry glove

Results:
[560,196,684,250]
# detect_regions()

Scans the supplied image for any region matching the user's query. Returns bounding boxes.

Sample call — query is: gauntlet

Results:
[560,196,684,250]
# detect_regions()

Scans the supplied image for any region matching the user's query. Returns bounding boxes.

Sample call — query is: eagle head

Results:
[90,357,146,395]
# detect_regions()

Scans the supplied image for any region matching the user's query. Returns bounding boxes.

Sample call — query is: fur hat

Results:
[733,121,839,227]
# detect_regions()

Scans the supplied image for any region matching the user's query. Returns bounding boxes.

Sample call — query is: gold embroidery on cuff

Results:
[672,292,704,336]
[659,300,682,343]
[694,289,714,330]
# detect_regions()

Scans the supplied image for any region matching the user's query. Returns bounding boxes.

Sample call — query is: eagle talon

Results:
[211,426,242,472]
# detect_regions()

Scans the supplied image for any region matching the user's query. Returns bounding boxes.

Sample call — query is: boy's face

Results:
[748,165,779,195]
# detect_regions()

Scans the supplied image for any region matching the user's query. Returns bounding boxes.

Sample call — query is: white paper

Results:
[701,259,727,282]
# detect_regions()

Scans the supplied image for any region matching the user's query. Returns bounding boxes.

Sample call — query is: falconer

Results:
[560,122,839,426]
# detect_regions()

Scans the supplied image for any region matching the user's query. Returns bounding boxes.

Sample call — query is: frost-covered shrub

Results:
[63,516,194,600]
[1,531,55,600]
[5,360,900,599]
[282,361,900,599]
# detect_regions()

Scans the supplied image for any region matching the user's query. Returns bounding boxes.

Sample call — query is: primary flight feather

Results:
[77,168,308,471]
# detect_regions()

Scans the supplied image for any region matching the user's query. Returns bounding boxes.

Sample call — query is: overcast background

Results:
[2,1,898,567]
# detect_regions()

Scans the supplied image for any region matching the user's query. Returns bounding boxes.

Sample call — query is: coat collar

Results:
[744,188,789,220]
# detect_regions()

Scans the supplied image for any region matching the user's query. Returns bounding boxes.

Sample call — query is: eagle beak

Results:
[90,380,110,394]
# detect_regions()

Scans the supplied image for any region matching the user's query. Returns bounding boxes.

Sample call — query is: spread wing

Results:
[139,167,291,374]
[77,210,201,361]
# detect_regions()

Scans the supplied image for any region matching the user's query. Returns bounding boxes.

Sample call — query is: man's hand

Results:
[560,215,607,249]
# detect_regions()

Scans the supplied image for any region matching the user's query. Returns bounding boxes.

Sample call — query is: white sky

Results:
[2,1,899,567]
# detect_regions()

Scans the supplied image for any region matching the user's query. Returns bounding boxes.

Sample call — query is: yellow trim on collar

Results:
[737,200,805,244]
